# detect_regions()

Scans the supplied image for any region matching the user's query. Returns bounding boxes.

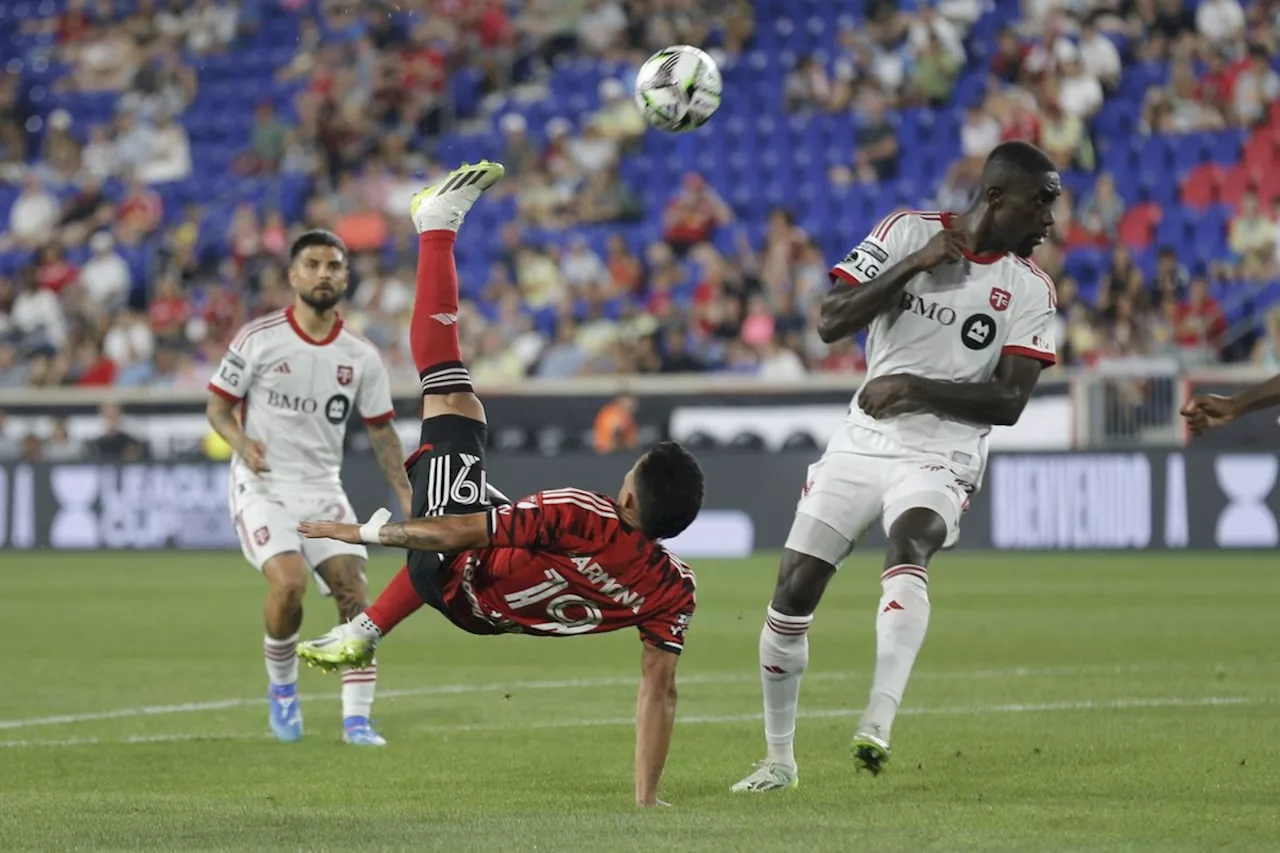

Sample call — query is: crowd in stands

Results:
[0,0,1278,397]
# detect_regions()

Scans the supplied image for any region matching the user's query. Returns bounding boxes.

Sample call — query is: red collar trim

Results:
[286,306,343,346]
[940,212,1007,265]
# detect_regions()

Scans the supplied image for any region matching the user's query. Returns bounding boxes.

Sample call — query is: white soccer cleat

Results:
[851,724,892,775]
[730,759,799,793]
[297,621,378,672]
[410,160,505,233]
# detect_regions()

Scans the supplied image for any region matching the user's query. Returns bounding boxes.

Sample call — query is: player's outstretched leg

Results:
[408,159,504,419]
[299,162,505,673]
[851,508,945,775]
[732,548,837,793]
[298,564,418,672]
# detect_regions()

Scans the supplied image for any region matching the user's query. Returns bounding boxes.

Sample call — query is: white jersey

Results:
[208,307,395,494]
[830,210,1057,477]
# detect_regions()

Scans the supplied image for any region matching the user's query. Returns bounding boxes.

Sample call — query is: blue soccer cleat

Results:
[343,716,387,747]
[268,684,304,743]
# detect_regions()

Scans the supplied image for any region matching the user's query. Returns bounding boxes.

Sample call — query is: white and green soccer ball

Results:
[633,45,722,133]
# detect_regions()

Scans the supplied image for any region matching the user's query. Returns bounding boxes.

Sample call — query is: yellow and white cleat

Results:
[296,622,377,673]
[410,160,505,233]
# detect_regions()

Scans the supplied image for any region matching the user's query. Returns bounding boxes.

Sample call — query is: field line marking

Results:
[0,695,1268,749]
[0,662,1269,731]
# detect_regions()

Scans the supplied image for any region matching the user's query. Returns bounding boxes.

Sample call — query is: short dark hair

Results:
[633,441,704,540]
[289,229,348,264]
[981,141,1058,189]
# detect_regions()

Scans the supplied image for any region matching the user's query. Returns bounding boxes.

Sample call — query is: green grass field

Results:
[1,551,1278,852]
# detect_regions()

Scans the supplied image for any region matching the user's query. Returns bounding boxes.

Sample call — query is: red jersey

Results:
[439,489,697,654]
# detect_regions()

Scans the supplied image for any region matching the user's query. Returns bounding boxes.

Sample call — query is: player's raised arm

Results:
[635,642,680,807]
[818,216,965,343]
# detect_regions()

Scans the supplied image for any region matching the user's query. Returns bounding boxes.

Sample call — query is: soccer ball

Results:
[633,46,722,133]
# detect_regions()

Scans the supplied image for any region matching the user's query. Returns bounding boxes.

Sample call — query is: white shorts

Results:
[784,424,977,567]
[229,486,368,596]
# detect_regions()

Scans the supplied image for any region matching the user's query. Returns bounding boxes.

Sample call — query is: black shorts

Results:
[403,414,488,614]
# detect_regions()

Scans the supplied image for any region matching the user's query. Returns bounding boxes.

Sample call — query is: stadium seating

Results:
[2,0,1279,371]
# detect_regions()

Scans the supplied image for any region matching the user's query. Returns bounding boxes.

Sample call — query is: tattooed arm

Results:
[366,421,413,519]
[298,512,490,551]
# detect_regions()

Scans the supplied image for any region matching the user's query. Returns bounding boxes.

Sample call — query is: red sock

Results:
[365,566,424,635]
[411,230,472,394]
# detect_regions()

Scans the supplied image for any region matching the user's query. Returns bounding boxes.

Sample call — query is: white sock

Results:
[862,564,931,738]
[351,612,382,641]
[264,633,299,688]
[341,661,378,720]
[760,605,812,768]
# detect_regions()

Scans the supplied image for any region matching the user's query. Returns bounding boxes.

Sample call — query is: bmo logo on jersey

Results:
[267,390,319,414]
[265,390,351,424]
[899,292,957,326]
[961,314,997,350]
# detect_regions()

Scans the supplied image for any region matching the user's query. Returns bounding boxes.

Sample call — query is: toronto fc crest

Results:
[336,365,354,386]
[989,288,1011,312]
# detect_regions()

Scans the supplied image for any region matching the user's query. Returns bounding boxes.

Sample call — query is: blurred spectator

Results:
[1154,247,1191,298]
[1171,278,1227,363]
[660,326,705,373]
[854,93,900,181]
[35,243,80,295]
[1078,173,1126,242]
[536,320,588,378]
[1039,99,1094,171]
[592,393,639,453]
[785,55,834,112]
[1078,17,1121,92]
[578,0,629,56]
[239,101,288,174]
[92,404,147,461]
[79,232,132,316]
[137,111,193,184]
[577,169,641,224]
[43,417,86,462]
[1056,55,1104,120]
[1232,45,1280,128]
[592,79,646,146]
[662,174,733,254]
[8,174,60,250]
[498,114,539,182]
[117,174,163,235]
[12,270,68,353]
[67,15,141,92]
[81,125,119,181]
[112,111,156,177]
[1196,0,1246,44]
[911,31,962,106]
[758,335,807,380]
[990,27,1028,83]
[1229,191,1278,276]
[104,310,156,386]
[561,236,608,291]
